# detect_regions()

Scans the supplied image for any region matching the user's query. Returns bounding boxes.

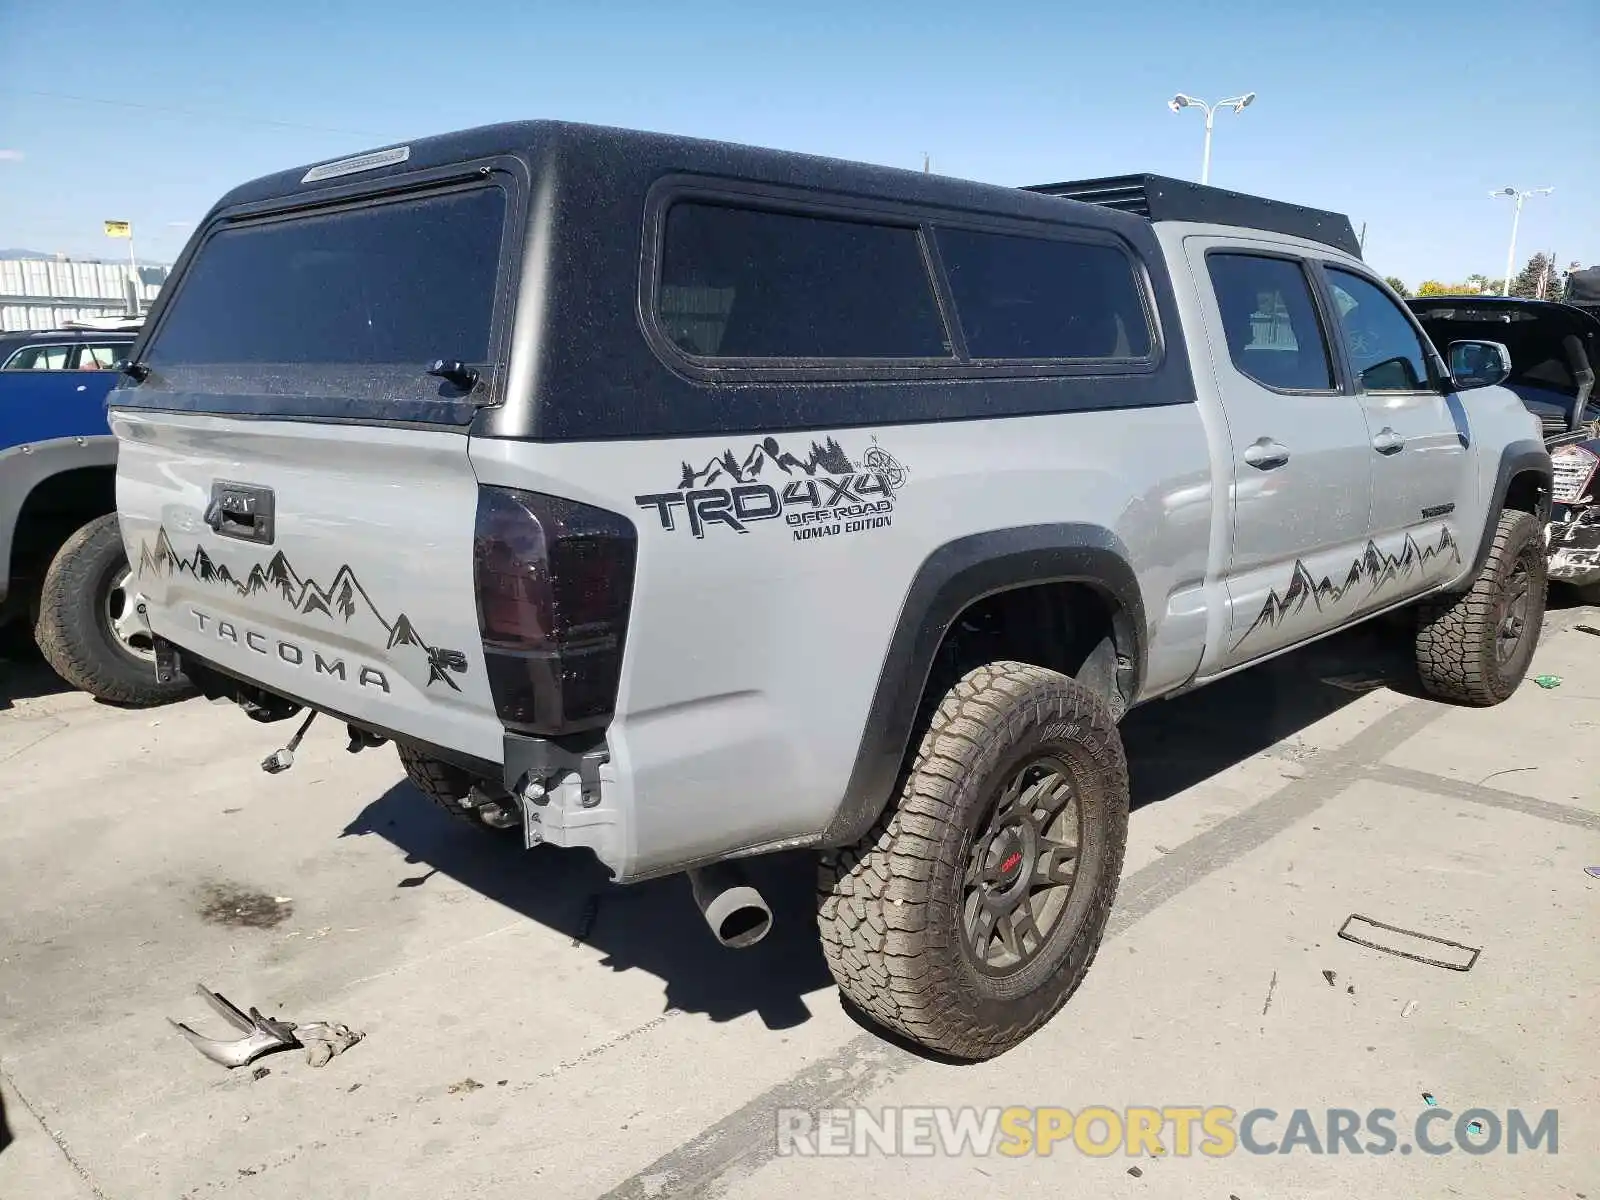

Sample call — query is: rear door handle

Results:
[1243,438,1290,470]
[1372,428,1406,455]
[205,481,277,545]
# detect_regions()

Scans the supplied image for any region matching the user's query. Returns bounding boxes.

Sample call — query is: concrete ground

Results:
[1,604,1596,1200]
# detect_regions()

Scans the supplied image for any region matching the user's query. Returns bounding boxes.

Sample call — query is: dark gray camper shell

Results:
[110,120,1200,444]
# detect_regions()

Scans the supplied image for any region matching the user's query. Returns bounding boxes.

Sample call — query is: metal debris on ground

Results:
[1319,671,1390,693]
[1585,867,1600,879]
[168,983,363,1069]
[448,1078,485,1095]
[1126,1165,1143,1178]
[1532,674,1563,689]
[296,1022,364,1067]
[250,1066,270,1081]
[1321,969,1337,986]
[1401,1000,1418,1018]
[1476,766,1537,787]
[1337,914,1481,972]
[1573,625,1600,638]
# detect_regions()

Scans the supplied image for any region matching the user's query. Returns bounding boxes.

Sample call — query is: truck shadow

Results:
[1122,620,1409,810]
[338,620,1415,1036]
[342,793,831,1032]
[0,638,72,711]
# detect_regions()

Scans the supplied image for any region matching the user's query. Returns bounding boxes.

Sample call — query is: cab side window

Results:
[1325,269,1434,392]
[1207,253,1335,391]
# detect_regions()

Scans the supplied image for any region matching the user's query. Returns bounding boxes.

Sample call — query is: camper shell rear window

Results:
[138,183,509,419]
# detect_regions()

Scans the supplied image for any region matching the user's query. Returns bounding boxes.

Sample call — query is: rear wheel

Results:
[1414,509,1547,706]
[34,514,191,706]
[817,661,1128,1060]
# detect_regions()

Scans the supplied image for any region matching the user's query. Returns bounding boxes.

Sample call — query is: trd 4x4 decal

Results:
[136,529,469,691]
[634,435,908,542]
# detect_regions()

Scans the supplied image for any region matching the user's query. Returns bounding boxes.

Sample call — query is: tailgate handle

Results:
[205,482,276,545]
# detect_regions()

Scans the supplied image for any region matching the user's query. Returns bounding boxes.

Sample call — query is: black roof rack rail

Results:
[1023,173,1363,260]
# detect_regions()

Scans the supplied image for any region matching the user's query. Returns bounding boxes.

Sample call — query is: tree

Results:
[1418,279,1499,296]
[1544,261,1581,303]
[1384,276,1411,297]
[1509,253,1558,300]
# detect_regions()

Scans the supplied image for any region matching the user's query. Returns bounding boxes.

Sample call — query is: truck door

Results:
[1317,267,1471,600]
[1187,242,1377,670]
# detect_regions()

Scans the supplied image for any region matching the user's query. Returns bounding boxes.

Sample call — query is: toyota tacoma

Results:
[109,124,1551,1059]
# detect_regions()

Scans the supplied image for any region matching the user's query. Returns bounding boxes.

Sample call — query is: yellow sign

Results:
[104,220,131,238]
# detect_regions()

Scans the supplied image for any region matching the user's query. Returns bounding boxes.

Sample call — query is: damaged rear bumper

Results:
[1548,505,1600,587]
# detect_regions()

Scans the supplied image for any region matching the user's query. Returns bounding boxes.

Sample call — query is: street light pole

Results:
[1492,186,1553,296]
[1168,92,1255,186]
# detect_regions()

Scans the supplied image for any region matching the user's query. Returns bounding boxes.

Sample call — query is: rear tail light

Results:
[472,486,637,737]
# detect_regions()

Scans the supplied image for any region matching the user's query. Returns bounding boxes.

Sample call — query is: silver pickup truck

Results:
[107,124,1551,1060]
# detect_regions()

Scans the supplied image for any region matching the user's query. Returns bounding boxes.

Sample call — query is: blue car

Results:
[1,325,190,703]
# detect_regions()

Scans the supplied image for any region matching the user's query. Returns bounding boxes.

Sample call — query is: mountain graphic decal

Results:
[1235,528,1461,649]
[678,436,856,490]
[137,528,468,691]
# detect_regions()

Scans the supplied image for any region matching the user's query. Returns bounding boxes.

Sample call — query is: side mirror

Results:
[1446,340,1511,391]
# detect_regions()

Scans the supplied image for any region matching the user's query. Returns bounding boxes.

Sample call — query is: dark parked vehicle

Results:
[0,325,190,703]
[1408,295,1600,599]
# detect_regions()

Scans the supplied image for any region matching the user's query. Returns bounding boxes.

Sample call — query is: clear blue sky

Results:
[1,0,1594,287]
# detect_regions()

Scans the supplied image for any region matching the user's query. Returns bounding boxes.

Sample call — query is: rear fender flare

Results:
[819,523,1145,847]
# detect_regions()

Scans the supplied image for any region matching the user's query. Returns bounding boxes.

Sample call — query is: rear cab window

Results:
[1206,253,1336,392]
[135,183,510,421]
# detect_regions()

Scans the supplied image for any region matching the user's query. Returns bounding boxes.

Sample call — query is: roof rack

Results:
[59,316,144,331]
[1023,173,1363,259]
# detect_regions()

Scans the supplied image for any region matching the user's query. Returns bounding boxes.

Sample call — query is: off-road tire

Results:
[395,744,518,832]
[817,661,1129,1060]
[1414,509,1547,706]
[33,514,190,707]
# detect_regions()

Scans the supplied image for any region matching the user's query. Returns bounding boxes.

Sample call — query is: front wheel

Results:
[1414,509,1547,706]
[33,514,191,707]
[817,661,1128,1060]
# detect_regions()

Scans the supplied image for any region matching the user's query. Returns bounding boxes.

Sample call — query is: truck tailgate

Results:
[114,409,504,763]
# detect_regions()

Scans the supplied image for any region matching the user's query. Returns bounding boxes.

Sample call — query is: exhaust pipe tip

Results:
[688,862,773,949]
